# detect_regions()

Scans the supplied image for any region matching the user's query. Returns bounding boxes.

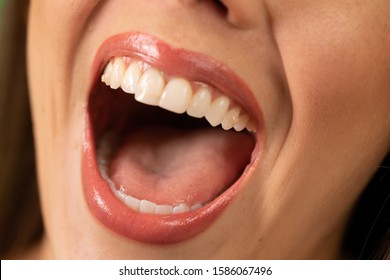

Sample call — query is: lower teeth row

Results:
[96,133,204,215]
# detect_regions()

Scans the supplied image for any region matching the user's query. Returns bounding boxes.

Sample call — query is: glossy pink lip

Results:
[82,32,264,244]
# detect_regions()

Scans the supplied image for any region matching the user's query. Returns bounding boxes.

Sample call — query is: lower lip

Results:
[82,113,255,244]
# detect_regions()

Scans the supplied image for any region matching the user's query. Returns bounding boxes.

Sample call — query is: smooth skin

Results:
[27,0,390,259]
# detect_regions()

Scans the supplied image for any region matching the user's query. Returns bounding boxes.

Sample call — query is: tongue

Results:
[110,127,255,206]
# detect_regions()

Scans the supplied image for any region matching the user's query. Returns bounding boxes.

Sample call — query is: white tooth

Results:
[98,158,109,170]
[233,113,250,132]
[159,78,192,114]
[101,60,113,86]
[246,118,256,132]
[125,195,141,211]
[155,205,173,215]
[139,199,157,214]
[99,163,110,179]
[110,58,126,89]
[190,203,202,211]
[187,86,212,118]
[205,96,230,127]
[172,203,190,214]
[107,179,116,191]
[135,68,165,106]
[221,108,240,130]
[121,62,141,94]
[116,190,127,201]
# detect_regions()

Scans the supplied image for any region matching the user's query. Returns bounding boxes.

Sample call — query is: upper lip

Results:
[83,32,264,244]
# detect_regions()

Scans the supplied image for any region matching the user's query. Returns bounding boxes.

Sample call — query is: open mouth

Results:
[83,33,262,244]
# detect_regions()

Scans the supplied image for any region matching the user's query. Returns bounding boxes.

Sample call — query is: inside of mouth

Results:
[89,80,256,214]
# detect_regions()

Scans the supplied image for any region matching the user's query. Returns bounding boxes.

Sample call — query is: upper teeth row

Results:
[101,57,255,132]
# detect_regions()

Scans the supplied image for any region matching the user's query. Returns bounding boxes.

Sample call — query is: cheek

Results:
[27,0,100,102]
[265,3,390,209]
[27,0,102,149]
[27,0,102,253]
[274,4,390,153]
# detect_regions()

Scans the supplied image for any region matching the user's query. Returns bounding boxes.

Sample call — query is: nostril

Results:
[208,0,228,16]
[213,0,228,14]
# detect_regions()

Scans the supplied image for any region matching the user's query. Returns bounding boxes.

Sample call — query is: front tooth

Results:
[139,199,157,214]
[221,108,240,130]
[205,96,230,127]
[121,62,141,94]
[186,86,212,118]
[172,203,190,214]
[101,60,113,86]
[110,58,126,89]
[233,113,250,131]
[155,205,173,215]
[135,68,165,106]
[159,78,192,114]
